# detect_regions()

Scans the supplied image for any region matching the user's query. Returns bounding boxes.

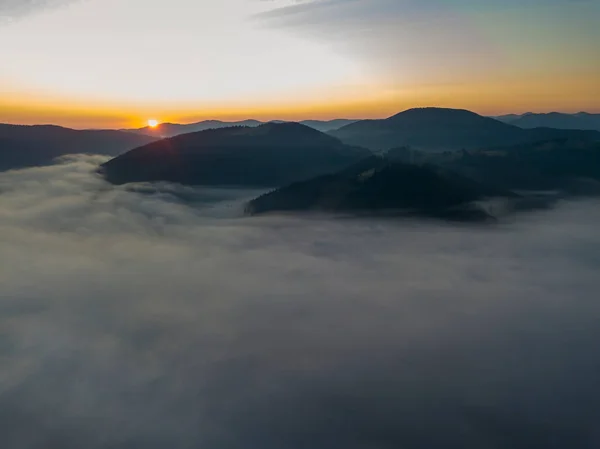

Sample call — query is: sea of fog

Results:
[1,155,600,449]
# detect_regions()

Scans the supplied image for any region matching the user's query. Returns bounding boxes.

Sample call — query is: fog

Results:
[1,155,600,448]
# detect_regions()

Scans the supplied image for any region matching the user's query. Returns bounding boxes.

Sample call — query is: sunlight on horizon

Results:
[0,0,598,127]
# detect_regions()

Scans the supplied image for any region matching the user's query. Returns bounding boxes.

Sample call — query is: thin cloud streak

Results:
[0,0,81,20]
[257,0,600,87]
[256,0,500,84]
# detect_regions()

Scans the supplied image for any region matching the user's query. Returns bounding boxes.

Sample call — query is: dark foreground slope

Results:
[101,122,371,187]
[0,124,157,171]
[246,156,513,222]
[331,108,600,151]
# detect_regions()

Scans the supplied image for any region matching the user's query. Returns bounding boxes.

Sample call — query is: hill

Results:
[331,108,600,151]
[247,138,600,221]
[387,139,600,193]
[297,119,358,132]
[126,120,263,138]
[126,119,358,138]
[101,122,371,187]
[246,156,513,222]
[499,112,600,131]
[0,124,157,171]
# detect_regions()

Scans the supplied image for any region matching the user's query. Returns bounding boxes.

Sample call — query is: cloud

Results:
[0,0,80,21]
[1,156,600,448]
[256,0,500,85]
[256,0,600,87]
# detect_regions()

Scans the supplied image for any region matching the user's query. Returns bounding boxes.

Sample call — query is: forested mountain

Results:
[101,122,371,186]
[387,139,600,193]
[246,156,513,221]
[126,119,357,138]
[0,124,156,171]
[331,108,600,151]
[494,112,600,131]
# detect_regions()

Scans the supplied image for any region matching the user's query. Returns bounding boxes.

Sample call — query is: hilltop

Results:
[101,122,371,187]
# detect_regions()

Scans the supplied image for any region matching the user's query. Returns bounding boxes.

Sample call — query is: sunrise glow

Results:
[0,0,597,128]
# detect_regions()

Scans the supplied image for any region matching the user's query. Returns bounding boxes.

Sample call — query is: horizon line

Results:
[3,107,600,131]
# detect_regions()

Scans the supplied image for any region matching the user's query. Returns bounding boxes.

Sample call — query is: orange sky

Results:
[3,72,598,129]
[1,0,599,128]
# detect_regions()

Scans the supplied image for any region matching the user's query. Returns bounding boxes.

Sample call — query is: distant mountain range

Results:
[296,119,359,133]
[125,112,600,140]
[331,108,600,151]
[124,112,600,140]
[4,107,600,223]
[101,122,370,187]
[493,112,600,131]
[125,119,359,138]
[4,109,596,175]
[0,124,157,171]
[100,109,600,223]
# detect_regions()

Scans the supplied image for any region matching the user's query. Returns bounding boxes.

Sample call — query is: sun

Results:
[147,119,159,128]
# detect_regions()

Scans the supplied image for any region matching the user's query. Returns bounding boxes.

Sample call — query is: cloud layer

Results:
[0,0,78,20]
[258,0,600,88]
[1,156,600,448]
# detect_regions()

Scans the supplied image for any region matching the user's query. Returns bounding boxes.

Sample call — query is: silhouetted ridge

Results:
[506,112,600,131]
[387,139,600,193]
[387,107,484,122]
[250,121,341,144]
[127,119,264,138]
[0,124,157,171]
[101,122,371,186]
[298,119,358,132]
[125,118,358,138]
[331,107,600,151]
[246,156,513,221]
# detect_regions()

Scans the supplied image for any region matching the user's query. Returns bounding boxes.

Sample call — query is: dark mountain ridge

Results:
[387,138,600,193]
[246,136,600,222]
[331,107,600,151]
[497,112,600,131]
[126,120,264,138]
[246,155,514,222]
[297,119,358,132]
[0,124,157,171]
[126,119,358,138]
[101,122,371,187]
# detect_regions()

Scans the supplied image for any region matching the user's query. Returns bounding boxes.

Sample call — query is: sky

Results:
[2,155,600,448]
[0,0,599,128]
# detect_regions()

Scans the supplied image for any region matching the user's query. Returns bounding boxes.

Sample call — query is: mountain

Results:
[388,139,600,193]
[298,119,358,132]
[501,112,600,131]
[101,122,371,187]
[247,137,600,221]
[492,114,522,123]
[126,119,358,138]
[331,108,600,151]
[0,124,157,171]
[126,120,263,138]
[246,156,513,222]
